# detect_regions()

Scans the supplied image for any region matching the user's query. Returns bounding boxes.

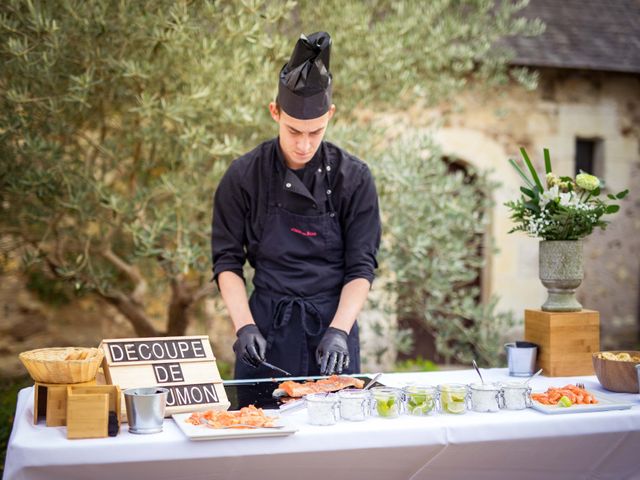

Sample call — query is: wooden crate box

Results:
[524,309,600,377]
[33,379,96,427]
[66,385,121,439]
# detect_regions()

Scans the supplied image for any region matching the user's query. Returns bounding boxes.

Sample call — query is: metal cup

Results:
[636,365,640,395]
[124,387,169,434]
[505,342,538,377]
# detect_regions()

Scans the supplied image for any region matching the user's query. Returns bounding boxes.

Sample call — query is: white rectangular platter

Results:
[172,412,297,440]
[531,392,634,415]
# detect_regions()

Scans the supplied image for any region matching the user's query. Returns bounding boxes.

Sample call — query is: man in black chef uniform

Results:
[212,32,381,379]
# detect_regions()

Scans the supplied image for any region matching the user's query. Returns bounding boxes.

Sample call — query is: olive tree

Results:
[1,0,295,335]
[328,125,516,365]
[0,0,541,339]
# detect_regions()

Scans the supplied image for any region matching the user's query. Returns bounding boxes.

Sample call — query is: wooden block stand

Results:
[33,380,96,426]
[66,385,121,439]
[524,309,600,377]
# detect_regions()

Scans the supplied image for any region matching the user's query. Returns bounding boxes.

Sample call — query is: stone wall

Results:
[419,68,640,347]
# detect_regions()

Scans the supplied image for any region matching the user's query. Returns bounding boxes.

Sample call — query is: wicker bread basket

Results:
[19,347,104,384]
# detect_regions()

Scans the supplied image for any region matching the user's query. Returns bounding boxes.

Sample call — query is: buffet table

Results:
[4,369,640,480]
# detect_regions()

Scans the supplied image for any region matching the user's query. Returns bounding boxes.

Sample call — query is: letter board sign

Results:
[100,336,230,417]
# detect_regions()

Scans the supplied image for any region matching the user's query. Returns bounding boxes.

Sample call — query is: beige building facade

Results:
[361,1,640,366]
[433,69,640,348]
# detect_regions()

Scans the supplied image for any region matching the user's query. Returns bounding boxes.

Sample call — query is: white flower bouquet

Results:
[505,147,628,240]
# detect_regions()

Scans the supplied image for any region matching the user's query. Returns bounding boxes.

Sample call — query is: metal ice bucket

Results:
[124,387,169,434]
[505,342,538,377]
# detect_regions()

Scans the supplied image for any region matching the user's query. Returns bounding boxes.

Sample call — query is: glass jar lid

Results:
[369,387,401,399]
[469,382,500,391]
[338,388,371,399]
[438,383,467,393]
[502,381,529,390]
[403,384,437,394]
[305,392,339,403]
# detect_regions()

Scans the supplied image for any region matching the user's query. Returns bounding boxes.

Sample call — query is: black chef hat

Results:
[277,32,332,120]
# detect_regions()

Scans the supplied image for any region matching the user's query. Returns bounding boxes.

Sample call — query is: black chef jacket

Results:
[211,137,381,289]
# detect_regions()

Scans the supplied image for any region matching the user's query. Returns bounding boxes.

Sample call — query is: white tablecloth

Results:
[4,369,640,480]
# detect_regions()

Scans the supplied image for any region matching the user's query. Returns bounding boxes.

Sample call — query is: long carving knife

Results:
[260,360,292,377]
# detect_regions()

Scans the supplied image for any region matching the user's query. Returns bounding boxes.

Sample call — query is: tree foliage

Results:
[0,0,541,340]
[1,0,295,335]
[298,0,542,111]
[331,126,515,365]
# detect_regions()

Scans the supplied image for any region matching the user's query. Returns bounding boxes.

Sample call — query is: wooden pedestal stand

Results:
[524,309,600,377]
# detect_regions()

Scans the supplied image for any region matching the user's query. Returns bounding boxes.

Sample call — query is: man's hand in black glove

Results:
[233,324,267,368]
[316,326,349,375]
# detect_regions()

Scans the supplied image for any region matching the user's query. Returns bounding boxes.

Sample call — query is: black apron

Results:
[234,147,360,379]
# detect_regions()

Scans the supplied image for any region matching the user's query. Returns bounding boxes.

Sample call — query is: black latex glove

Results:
[233,324,267,368]
[316,327,349,375]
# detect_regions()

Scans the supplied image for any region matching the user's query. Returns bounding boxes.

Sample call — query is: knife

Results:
[260,359,292,377]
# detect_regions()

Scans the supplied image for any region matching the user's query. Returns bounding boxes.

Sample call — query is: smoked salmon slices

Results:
[186,405,276,429]
[273,375,365,398]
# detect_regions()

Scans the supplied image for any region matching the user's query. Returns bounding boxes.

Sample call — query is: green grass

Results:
[394,356,439,373]
[1,377,31,476]
[217,360,233,380]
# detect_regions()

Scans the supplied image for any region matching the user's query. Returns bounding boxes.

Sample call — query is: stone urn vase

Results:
[539,240,583,312]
